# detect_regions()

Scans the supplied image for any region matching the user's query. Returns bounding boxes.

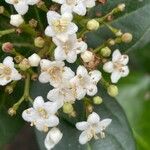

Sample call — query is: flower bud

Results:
[28,53,41,67]
[107,85,118,97]
[8,108,16,116]
[14,55,23,63]
[0,6,5,14]
[63,103,74,114]
[5,85,13,94]
[87,19,100,31]
[93,96,103,105]
[118,3,125,11]
[18,58,30,71]
[115,30,123,37]
[34,36,45,48]
[81,51,94,63]
[10,14,24,27]
[108,39,115,46]
[101,47,111,57]
[2,42,14,53]
[121,33,133,43]
[29,19,38,28]
[87,104,93,113]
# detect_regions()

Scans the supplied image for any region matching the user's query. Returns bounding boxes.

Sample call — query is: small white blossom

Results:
[103,49,129,83]
[70,66,101,100]
[10,14,24,27]
[22,96,59,132]
[39,59,75,88]
[81,50,94,63]
[53,34,87,63]
[45,11,78,42]
[52,0,96,16]
[45,127,63,150]
[0,56,22,86]
[28,53,41,67]
[5,0,40,15]
[47,83,76,109]
[76,112,112,144]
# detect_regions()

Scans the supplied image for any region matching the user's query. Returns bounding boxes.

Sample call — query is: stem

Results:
[0,29,15,37]
[24,73,30,99]
[87,143,92,150]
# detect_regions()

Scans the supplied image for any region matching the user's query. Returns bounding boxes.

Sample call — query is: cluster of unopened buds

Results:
[0,0,133,149]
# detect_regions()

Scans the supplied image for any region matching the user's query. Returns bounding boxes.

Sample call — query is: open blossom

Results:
[103,49,129,83]
[70,66,101,100]
[45,128,63,150]
[52,0,96,16]
[76,112,112,144]
[22,96,59,132]
[0,56,22,86]
[39,59,75,88]
[53,34,87,63]
[47,83,76,109]
[5,0,40,15]
[45,11,78,42]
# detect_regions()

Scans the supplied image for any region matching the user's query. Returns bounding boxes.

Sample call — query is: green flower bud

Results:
[121,33,133,43]
[107,85,119,97]
[0,6,5,14]
[8,107,16,116]
[63,103,74,114]
[87,19,100,31]
[34,37,45,48]
[93,96,103,105]
[101,47,111,57]
[18,58,30,71]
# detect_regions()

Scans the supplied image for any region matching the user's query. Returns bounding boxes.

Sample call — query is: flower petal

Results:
[14,2,28,15]
[61,4,72,14]
[79,131,91,145]
[89,70,101,84]
[66,51,77,63]
[47,11,60,25]
[77,65,88,77]
[85,0,96,8]
[39,72,50,83]
[45,26,55,37]
[111,71,121,83]
[73,2,86,16]
[33,96,44,109]
[112,49,121,62]
[54,47,66,61]
[3,56,14,68]
[121,66,129,77]
[76,122,89,131]
[86,84,98,96]
[67,23,78,35]
[103,61,114,73]
[87,112,100,124]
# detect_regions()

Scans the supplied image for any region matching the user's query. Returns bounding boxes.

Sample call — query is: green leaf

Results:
[117,73,150,150]
[31,82,136,150]
[86,0,150,53]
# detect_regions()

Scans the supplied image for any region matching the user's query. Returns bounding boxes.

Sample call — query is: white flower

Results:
[81,50,94,63]
[0,56,22,86]
[45,128,63,150]
[28,53,41,67]
[22,96,59,132]
[5,0,40,15]
[45,11,78,42]
[47,83,76,109]
[10,14,24,27]
[39,59,75,88]
[70,66,101,100]
[53,34,87,63]
[52,0,96,16]
[103,49,129,83]
[76,112,112,144]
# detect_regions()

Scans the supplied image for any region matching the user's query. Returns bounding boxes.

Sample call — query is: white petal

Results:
[27,0,40,5]
[45,26,55,37]
[121,66,129,77]
[76,122,89,131]
[76,41,87,54]
[3,56,14,68]
[52,0,65,4]
[119,55,129,65]
[73,2,86,16]
[33,96,44,109]
[112,49,121,62]
[67,23,78,35]
[56,33,68,42]
[61,4,73,14]
[39,72,50,83]
[47,88,61,102]
[77,65,88,77]
[86,84,98,96]
[11,68,22,80]
[66,51,77,63]
[87,112,100,124]
[89,70,101,83]
[76,86,86,100]
[79,131,90,145]
[0,78,11,86]
[14,2,28,15]
[111,71,121,83]
[103,61,114,73]
[47,11,60,25]
[40,59,51,69]
[62,12,73,21]
[54,47,66,61]
[99,119,112,129]
[63,67,75,80]
[5,0,14,4]
[46,115,59,127]
[85,0,96,8]
[44,102,59,114]
[52,37,62,46]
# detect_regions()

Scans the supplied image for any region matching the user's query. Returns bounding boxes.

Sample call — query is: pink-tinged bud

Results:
[2,42,14,53]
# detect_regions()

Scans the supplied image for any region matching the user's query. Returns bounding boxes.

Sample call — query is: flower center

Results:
[0,64,12,80]
[63,42,72,54]
[52,18,69,33]
[37,108,48,119]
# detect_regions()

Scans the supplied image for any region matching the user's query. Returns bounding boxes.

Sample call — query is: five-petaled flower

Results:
[76,112,112,144]
[0,56,22,86]
[53,34,87,63]
[52,0,96,16]
[70,66,101,100]
[45,11,78,42]
[103,49,129,83]
[5,0,40,15]
[22,96,59,132]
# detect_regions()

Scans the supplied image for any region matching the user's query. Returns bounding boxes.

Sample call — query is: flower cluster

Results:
[1,0,132,149]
